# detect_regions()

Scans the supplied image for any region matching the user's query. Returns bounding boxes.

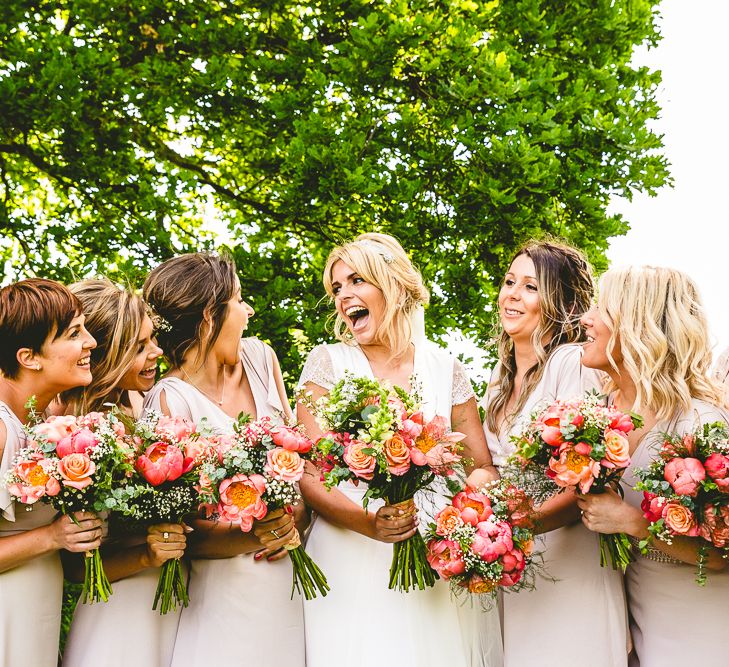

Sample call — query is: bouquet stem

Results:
[153,558,189,614]
[599,533,634,571]
[387,498,436,592]
[286,530,329,600]
[82,548,113,604]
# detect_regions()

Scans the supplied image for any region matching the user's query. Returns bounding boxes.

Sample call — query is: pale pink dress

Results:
[144,338,305,667]
[0,400,63,666]
[300,341,503,667]
[622,399,729,667]
[482,344,628,667]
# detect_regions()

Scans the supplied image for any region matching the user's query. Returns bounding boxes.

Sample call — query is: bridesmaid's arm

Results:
[532,489,582,534]
[450,397,499,486]
[577,488,727,571]
[296,382,417,543]
[269,347,294,422]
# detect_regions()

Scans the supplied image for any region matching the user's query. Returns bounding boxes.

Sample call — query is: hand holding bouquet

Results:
[635,421,729,584]
[425,481,538,605]
[509,392,642,570]
[5,410,133,603]
[307,373,464,591]
[122,412,214,613]
[197,415,329,600]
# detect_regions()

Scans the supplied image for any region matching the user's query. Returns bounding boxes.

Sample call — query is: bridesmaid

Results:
[298,233,502,667]
[481,240,627,666]
[142,252,305,667]
[61,279,186,667]
[0,279,103,666]
[578,266,729,667]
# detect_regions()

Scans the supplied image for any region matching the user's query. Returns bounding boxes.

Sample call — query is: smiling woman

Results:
[0,279,103,667]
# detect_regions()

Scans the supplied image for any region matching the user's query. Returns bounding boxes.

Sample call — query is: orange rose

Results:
[58,453,96,490]
[264,447,304,482]
[435,505,464,536]
[662,501,699,536]
[384,434,411,476]
[602,429,631,469]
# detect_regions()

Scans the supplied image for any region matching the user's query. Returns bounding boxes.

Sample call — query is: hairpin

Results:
[356,240,395,264]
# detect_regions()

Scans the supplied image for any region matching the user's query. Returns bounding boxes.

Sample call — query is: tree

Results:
[0,0,669,382]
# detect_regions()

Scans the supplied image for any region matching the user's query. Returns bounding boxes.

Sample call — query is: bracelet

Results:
[627,536,682,565]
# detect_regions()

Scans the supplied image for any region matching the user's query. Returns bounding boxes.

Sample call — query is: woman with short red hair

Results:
[0,278,103,666]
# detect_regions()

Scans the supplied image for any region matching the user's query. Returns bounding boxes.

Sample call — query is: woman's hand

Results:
[371,501,418,544]
[577,488,647,538]
[144,523,186,568]
[253,508,297,553]
[255,503,310,563]
[49,512,104,553]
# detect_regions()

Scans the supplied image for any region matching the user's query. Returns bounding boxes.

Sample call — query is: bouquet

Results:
[307,373,464,591]
[635,421,729,585]
[425,481,538,605]
[197,414,329,600]
[121,412,213,613]
[5,410,134,603]
[509,392,642,570]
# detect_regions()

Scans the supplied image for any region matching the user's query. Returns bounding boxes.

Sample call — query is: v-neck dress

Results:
[482,344,628,667]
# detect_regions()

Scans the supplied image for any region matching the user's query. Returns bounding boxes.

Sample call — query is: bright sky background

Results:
[607,0,729,360]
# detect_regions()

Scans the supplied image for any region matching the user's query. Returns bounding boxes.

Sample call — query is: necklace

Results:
[181,366,226,406]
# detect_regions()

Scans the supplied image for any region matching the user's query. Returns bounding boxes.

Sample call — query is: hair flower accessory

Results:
[356,240,395,264]
[147,305,172,333]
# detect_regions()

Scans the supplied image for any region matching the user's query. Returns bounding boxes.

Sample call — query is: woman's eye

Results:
[332,286,341,296]
[504,279,514,287]
[70,329,79,338]
[526,284,538,292]
[352,277,364,286]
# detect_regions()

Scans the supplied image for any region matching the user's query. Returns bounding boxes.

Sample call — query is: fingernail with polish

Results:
[254,552,263,561]
[285,506,293,514]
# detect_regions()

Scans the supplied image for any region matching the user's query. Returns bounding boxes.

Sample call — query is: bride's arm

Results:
[451,397,499,486]
[297,382,417,543]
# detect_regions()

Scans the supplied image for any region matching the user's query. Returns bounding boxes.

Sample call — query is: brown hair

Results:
[143,253,238,369]
[485,239,595,432]
[61,279,147,414]
[0,278,81,379]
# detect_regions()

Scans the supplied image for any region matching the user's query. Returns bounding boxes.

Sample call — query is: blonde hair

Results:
[323,233,429,360]
[485,239,595,432]
[598,266,725,420]
[62,279,147,414]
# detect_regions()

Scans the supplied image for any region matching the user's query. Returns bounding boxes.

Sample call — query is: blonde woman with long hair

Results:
[578,266,729,667]
[482,240,628,667]
[61,279,187,667]
[298,233,502,667]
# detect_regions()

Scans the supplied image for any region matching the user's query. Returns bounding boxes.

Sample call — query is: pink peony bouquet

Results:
[306,373,464,591]
[123,412,215,613]
[197,414,329,600]
[5,410,134,603]
[635,421,729,584]
[509,391,643,570]
[425,481,538,604]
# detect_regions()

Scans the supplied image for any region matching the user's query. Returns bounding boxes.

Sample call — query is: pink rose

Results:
[662,501,699,536]
[34,415,77,444]
[218,473,268,531]
[471,518,513,563]
[452,489,493,526]
[401,411,424,440]
[664,457,706,497]
[384,434,411,476]
[704,453,729,492]
[601,429,631,469]
[547,446,600,493]
[271,426,312,454]
[426,539,466,579]
[343,439,377,480]
[155,415,196,441]
[265,447,305,482]
[641,492,667,523]
[7,458,61,502]
[609,411,636,434]
[136,442,185,486]
[58,453,96,490]
[699,505,729,548]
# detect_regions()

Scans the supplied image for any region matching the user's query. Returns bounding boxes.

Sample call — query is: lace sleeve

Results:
[297,344,336,391]
[452,359,476,405]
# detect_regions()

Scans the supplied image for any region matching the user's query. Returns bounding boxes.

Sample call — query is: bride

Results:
[298,233,502,667]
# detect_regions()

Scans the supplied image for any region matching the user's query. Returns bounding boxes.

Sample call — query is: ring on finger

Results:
[271,529,280,538]
[163,531,170,541]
